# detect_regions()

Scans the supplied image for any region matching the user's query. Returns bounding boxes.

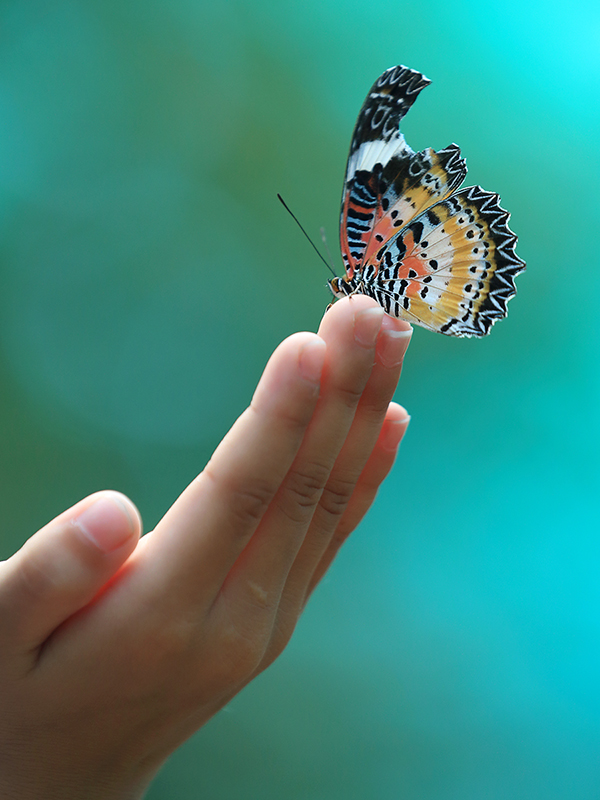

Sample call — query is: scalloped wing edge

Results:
[440,185,526,337]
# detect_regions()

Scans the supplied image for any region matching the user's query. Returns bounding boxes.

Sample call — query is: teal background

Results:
[1,1,599,797]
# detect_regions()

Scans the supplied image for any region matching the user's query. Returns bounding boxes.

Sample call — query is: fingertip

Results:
[380,313,412,335]
[386,402,410,423]
[380,403,411,452]
[252,331,326,413]
[298,336,326,384]
[0,492,143,651]
[378,316,412,368]
[74,491,142,554]
[319,294,380,335]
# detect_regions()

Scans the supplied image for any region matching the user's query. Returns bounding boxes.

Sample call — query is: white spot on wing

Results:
[345,135,413,185]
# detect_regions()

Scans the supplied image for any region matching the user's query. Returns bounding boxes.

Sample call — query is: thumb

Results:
[0,491,141,654]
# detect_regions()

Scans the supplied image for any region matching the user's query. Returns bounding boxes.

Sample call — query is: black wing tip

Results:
[378,65,432,93]
[371,65,432,109]
[349,65,431,153]
[350,65,431,152]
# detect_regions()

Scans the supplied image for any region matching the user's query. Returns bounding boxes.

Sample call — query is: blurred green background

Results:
[1,1,599,797]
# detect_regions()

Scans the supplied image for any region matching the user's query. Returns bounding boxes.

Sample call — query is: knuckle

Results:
[16,546,62,603]
[272,401,315,433]
[362,394,391,419]
[279,460,331,519]
[358,474,382,496]
[319,475,356,519]
[205,467,274,530]
[228,484,272,528]
[335,382,365,411]
[251,400,310,439]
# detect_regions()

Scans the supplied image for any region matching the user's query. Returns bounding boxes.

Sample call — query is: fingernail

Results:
[74,494,137,553]
[354,307,384,347]
[381,415,411,452]
[378,317,412,368]
[299,338,326,383]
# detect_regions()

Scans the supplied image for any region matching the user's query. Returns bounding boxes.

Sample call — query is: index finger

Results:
[134,332,326,604]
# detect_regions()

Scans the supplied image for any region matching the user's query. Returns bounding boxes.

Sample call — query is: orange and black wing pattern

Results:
[331,65,524,337]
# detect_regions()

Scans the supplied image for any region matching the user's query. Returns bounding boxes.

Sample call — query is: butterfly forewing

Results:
[360,144,467,269]
[340,66,431,279]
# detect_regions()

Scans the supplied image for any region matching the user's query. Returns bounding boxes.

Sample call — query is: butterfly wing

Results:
[340,65,468,280]
[335,64,524,337]
[363,185,525,337]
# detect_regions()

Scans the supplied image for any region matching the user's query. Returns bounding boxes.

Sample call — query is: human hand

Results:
[0,296,411,799]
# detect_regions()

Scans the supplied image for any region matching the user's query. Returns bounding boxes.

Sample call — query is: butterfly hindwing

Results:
[362,186,524,337]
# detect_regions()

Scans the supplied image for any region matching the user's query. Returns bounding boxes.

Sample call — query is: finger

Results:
[307,402,410,595]
[0,491,141,653]
[215,296,384,622]
[278,313,411,614]
[136,332,326,605]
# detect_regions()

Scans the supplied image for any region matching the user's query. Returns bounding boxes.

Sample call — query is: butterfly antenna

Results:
[277,193,337,278]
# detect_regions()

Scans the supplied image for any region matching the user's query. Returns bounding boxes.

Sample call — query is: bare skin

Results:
[0,296,412,799]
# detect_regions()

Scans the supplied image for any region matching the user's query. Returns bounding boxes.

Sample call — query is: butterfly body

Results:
[330,65,525,337]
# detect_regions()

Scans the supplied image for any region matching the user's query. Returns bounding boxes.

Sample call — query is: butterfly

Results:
[329,65,525,337]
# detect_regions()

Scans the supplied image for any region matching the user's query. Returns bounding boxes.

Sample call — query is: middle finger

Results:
[215,296,385,619]
[271,311,411,639]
